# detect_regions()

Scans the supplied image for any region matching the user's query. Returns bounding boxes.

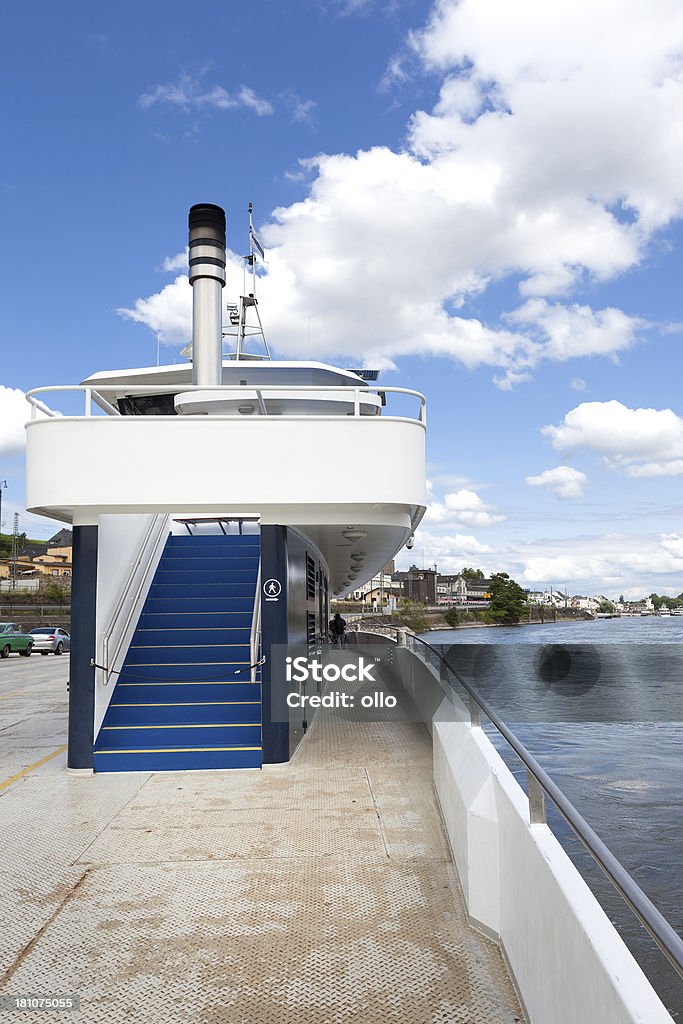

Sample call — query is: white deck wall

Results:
[25,415,426,516]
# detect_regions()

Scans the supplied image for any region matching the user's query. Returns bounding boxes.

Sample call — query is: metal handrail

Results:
[393,629,683,980]
[90,390,121,417]
[250,561,262,685]
[28,395,60,418]
[101,514,169,685]
[24,384,427,425]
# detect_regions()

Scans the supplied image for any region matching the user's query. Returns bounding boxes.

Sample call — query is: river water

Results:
[422,617,683,1018]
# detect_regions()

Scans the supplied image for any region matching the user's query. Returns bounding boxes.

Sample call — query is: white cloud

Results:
[325,0,376,13]
[140,76,273,116]
[122,1,683,381]
[404,525,683,594]
[237,86,274,117]
[379,54,410,93]
[526,465,588,499]
[0,386,30,456]
[118,248,250,346]
[447,533,492,554]
[399,530,493,574]
[660,533,683,559]
[570,377,586,391]
[543,400,683,477]
[0,386,56,457]
[505,300,643,362]
[426,488,505,527]
[518,532,683,586]
[162,250,188,272]
[283,94,317,126]
[117,275,192,346]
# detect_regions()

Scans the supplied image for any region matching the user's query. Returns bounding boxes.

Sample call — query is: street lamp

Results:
[0,480,6,533]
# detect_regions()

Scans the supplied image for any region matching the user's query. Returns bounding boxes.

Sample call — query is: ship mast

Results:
[227,201,270,361]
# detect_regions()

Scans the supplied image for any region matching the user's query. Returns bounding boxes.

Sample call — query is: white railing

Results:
[250,561,262,685]
[25,384,427,426]
[101,513,170,685]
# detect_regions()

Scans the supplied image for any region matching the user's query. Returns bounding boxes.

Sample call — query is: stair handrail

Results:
[250,560,262,685]
[101,513,170,684]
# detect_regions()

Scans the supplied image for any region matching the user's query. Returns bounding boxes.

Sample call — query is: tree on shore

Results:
[461,567,485,580]
[487,572,527,625]
[649,592,683,610]
[0,531,27,558]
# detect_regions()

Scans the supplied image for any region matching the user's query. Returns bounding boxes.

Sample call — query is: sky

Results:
[2,0,683,599]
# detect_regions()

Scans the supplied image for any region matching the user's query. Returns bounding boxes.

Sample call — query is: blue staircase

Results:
[93,533,262,772]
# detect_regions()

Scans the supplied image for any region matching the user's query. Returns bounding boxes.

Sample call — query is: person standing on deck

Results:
[330,612,347,647]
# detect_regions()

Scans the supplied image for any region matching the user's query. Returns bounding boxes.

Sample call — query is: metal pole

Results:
[11,512,19,591]
[249,201,257,299]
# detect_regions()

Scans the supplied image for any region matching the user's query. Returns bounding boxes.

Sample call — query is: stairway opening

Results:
[94,531,262,772]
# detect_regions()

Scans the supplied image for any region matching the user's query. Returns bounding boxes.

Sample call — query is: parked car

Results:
[0,623,34,658]
[28,627,71,656]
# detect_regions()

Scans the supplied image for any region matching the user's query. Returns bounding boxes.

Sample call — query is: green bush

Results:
[395,599,429,633]
[443,608,459,627]
[42,580,70,603]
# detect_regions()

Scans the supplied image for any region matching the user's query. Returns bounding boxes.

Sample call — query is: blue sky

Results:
[2,0,683,599]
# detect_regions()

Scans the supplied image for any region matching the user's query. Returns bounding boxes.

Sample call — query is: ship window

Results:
[117,394,177,416]
[306,612,316,654]
[306,555,316,600]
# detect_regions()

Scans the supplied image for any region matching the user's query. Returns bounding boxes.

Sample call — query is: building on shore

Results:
[393,565,438,604]
[437,573,492,606]
[0,530,73,590]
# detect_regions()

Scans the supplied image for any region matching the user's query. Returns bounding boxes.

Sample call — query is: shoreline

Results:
[422,617,592,632]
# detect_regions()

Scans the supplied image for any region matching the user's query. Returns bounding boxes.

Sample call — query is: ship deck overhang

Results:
[26,413,426,594]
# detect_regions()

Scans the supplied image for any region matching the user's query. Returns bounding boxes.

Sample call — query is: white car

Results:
[29,627,70,655]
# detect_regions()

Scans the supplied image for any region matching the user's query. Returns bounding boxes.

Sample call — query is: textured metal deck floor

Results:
[0,654,524,1023]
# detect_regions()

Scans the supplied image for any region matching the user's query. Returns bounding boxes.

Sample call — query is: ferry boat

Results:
[21,204,680,1024]
[25,203,427,774]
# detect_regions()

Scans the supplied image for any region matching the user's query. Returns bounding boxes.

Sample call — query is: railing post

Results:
[528,771,547,825]
[469,693,481,727]
[84,389,92,416]
[353,388,360,416]
[396,627,407,647]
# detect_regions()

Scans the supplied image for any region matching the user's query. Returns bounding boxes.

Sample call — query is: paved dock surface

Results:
[0,654,523,1023]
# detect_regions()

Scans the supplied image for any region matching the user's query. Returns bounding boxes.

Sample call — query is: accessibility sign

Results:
[263,578,282,601]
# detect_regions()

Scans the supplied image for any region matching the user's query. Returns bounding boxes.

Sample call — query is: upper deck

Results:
[24,365,427,592]
[25,369,425,515]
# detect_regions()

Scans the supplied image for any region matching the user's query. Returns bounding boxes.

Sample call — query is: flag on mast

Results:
[249,225,265,262]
